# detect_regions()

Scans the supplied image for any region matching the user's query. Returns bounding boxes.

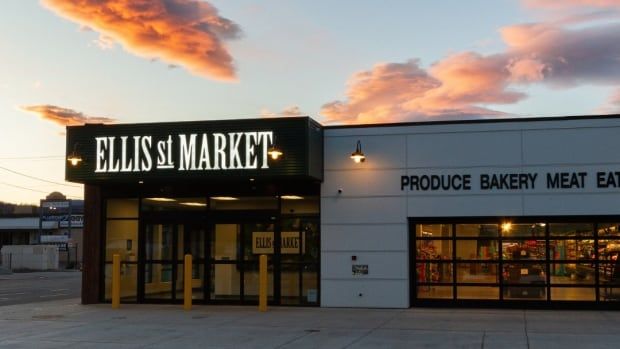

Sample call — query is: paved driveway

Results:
[0,271,81,306]
[0,298,619,348]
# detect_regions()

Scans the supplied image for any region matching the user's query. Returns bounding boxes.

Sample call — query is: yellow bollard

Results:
[112,254,120,309]
[184,254,192,311]
[259,254,267,312]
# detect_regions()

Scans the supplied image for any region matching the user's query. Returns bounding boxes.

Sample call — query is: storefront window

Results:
[501,223,545,238]
[281,196,319,214]
[598,223,620,238]
[502,240,546,261]
[105,220,138,262]
[416,224,451,238]
[417,286,452,299]
[106,199,138,218]
[413,220,613,305]
[142,197,207,211]
[210,196,277,210]
[456,224,498,237]
[549,223,593,237]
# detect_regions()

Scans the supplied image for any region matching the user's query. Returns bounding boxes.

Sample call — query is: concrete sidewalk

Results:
[0,299,619,348]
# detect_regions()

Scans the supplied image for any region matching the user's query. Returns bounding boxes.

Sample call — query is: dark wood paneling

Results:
[82,184,102,304]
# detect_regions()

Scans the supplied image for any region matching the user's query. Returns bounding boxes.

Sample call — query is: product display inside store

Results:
[414,221,620,303]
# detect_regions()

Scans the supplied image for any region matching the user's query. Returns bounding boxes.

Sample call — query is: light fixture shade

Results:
[267,146,283,160]
[67,143,83,166]
[350,140,365,163]
[67,154,83,166]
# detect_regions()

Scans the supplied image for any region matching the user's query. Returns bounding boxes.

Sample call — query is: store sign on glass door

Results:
[252,232,305,254]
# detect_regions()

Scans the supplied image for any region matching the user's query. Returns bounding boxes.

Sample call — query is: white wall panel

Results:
[321,224,407,251]
[322,251,407,279]
[322,169,405,197]
[321,279,409,308]
[324,135,406,170]
[407,131,522,168]
[407,195,523,217]
[523,194,620,216]
[523,127,620,165]
[321,197,407,224]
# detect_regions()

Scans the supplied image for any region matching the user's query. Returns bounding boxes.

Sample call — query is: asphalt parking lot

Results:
[0,271,81,306]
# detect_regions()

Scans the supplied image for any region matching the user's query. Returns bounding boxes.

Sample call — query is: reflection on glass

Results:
[243,267,274,301]
[180,225,205,259]
[281,196,319,214]
[457,286,499,300]
[598,223,620,238]
[416,224,452,238]
[417,286,452,299]
[550,287,595,301]
[549,263,594,285]
[456,263,498,283]
[244,223,274,261]
[456,224,498,237]
[104,263,137,302]
[106,198,139,218]
[211,264,240,301]
[213,224,238,261]
[501,223,545,237]
[211,196,277,210]
[144,263,172,299]
[142,197,206,211]
[416,240,452,260]
[549,223,593,237]
[146,224,174,260]
[416,262,453,283]
[302,270,319,305]
[456,239,498,260]
[105,220,138,262]
[175,264,205,300]
[502,240,546,261]
[504,285,546,299]
[280,218,320,263]
[281,265,300,305]
[550,240,595,261]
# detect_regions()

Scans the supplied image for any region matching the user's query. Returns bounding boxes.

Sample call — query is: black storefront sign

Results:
[66,117,323,183]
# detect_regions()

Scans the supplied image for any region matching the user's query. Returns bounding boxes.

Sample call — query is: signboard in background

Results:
[252,231,305,254]
[40,235,69,252]
[41,201,70,209]
[40,235,69,243]
[59,215,84,228]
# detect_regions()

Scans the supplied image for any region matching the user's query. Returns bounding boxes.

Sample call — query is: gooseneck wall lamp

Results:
[267,136,283,160]
[350,140,366,163]
[67,143,83,167]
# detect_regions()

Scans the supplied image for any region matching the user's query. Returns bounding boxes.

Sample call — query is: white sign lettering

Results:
[93,131,275,173]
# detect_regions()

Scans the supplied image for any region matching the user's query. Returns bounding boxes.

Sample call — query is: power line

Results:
[0,155,64,160]
[0,165,81,188]
[0,181,82,199]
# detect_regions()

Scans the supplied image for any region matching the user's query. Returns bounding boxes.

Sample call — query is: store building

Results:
[66,115,620,308]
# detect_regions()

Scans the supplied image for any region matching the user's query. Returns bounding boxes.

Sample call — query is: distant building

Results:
[0,192,83,269]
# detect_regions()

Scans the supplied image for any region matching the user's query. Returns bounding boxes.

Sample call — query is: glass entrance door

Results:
[210,222,274,303]
[142,222,206,302]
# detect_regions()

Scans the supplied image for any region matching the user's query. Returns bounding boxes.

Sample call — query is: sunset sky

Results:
[1,0,620,204]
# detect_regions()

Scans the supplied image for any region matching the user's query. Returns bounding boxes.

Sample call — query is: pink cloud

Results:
[19,105,117,126]
[596,88,620,114]
[320,59,510,125]
[260,105,304,118]
[321,4,620,124]
[42,0,241,81]
[524,0,620,9]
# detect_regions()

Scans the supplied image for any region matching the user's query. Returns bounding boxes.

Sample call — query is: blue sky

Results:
[1,0,619,204]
